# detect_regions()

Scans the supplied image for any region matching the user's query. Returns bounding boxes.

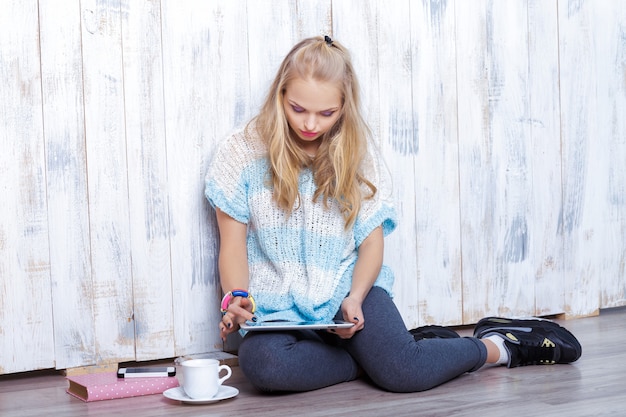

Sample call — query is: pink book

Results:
[66,371,179,402]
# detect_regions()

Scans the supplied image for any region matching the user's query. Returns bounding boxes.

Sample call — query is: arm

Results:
[215,208,249,292]
[215,208,255,339]
[334,226,384,339]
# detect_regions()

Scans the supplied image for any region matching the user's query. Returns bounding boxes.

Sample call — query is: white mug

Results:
[181,359,232,399]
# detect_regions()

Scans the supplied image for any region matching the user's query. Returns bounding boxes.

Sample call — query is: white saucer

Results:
[163,385,239,404]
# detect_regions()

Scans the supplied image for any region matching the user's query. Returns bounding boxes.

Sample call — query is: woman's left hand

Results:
[332,296,365,339]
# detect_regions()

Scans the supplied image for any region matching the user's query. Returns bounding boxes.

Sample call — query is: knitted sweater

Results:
[205,122,397,323]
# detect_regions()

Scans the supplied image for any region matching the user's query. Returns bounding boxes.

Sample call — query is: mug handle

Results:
[217,364,232,386]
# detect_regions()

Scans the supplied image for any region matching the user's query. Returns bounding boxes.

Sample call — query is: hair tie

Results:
[324,35,333,46]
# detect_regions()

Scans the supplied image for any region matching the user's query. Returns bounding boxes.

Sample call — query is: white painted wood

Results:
[409,0,463,326]
[247,0,299,113]
[0,0,55,373]
[161,0,217,356]
[456,0,536,322]
[376,0,421,328]
[527,0,565,316]
[121,0,175,361]
[558,0,602,318]
[333,1,380,138]
[559,0,626,316]
[294,0,332,39]
[592,2,626,309]
[38,0,96,368]
[80,0,135,361]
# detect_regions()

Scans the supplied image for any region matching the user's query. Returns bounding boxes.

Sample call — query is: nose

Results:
[304,114,316,131]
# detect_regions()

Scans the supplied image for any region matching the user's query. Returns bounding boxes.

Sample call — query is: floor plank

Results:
[1,307,624,416]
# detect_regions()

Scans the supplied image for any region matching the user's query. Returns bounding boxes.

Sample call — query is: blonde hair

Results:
[254,36,376,228]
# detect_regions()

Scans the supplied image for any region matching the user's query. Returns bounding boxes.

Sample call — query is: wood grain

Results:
[39,0,96,369]
[527,0,565,317]
[592,2,626,309]
[456,0,536,322]
[80,0,135,362]
[122,0,175,361]
[409,0,463,326]
[246,0,298,112]
[295,0,332,39]
[558,0,605,318]
[377,0,422,327]
[0,0,55,374]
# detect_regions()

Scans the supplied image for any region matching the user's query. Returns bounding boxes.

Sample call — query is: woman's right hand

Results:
[219,296,257,341]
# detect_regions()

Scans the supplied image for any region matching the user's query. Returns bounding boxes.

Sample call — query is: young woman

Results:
[205,36,581,393]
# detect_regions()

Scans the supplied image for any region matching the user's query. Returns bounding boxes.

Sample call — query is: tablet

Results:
[240,319,355,331]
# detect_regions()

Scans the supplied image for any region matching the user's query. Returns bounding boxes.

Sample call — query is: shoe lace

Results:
[516,337,558,366]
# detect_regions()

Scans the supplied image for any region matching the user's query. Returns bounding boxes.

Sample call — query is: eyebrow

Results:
[287,99,340,113]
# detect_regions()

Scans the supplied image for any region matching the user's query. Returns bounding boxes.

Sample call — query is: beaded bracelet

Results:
[220,289,256,314]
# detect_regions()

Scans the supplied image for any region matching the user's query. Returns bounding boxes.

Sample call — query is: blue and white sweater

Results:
[205,122,397,323]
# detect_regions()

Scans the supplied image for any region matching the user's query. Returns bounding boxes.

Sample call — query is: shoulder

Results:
[216,120,266,158]
[362,140,392,192]
[209,120,268,173]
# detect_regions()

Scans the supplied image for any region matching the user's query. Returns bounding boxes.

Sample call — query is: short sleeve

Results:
[353,143,397,246]
[205,130,252,224]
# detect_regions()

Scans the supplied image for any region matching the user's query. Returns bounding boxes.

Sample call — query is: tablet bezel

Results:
[240,319,355,331]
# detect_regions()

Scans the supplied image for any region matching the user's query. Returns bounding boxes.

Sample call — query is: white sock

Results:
[485,334,510,366]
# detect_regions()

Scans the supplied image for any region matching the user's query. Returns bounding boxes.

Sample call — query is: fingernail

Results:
[251,316,258,322]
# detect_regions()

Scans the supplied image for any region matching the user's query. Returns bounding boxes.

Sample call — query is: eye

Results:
[291,105,305,113]
[320,110,335,117]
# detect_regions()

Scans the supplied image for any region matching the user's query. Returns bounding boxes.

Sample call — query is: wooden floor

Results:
[1,307,625,417]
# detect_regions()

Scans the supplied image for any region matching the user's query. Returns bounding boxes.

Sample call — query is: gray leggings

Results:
[238,286,487,393]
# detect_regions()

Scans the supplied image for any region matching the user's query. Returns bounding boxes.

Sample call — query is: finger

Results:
[219,318,240,341]
[219,323,228,341]
[353,318,364,331]
[331,328,351,339]
[239,297,253,311]
[228,309,256,325]
[335,320,363,338]
[221,313,233,329]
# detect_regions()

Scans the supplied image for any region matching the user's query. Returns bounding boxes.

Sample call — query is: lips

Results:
[300,130,318,138]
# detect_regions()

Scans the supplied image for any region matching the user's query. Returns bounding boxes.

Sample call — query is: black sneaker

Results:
[473,317,582,368]
[409,325,460,341]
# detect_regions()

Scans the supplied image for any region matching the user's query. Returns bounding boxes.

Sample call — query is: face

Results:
[283,77,342,155]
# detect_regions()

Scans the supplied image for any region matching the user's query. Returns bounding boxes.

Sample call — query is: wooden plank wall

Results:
[0,0,624,374]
